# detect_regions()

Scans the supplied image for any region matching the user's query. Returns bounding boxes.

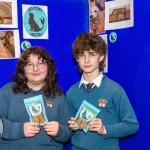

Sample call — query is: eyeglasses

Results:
[25,61,46,70]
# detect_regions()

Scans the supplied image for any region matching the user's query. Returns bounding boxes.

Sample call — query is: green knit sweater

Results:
[0,82,71,150]
[66,75,139,150]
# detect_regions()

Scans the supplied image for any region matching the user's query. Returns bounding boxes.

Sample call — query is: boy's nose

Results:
[84,55,90,63]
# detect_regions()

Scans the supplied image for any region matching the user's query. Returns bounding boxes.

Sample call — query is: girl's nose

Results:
[33,64,38,71]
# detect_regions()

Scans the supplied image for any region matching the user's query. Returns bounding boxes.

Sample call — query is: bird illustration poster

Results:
[89,0,105,34]
[105,0,133,30]
[0,30,20,59]
[22,4,48,39]
[0,0,18,28]
[74,100,100,133]
[24,95,48,126]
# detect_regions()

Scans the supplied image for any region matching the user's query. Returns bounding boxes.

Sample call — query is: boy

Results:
[67,32,139,150]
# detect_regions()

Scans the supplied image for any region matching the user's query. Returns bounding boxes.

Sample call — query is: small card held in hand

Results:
[24,95,48,126]
[74,100,100,133]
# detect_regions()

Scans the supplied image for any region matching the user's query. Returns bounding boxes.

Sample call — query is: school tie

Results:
[85,83,94,90]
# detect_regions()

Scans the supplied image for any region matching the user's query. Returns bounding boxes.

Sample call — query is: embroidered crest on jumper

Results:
[46,101,53,107]
[98,99,107,107]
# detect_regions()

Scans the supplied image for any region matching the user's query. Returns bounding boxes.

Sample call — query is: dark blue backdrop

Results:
[0,0,149,149]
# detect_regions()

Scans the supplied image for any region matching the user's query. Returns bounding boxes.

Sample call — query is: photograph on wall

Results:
[100,34,108,73]
[22,4,48,39]
[105,0,133,30]
[89,0,105,34]
[0,30,20,59]
[0,0,18,28]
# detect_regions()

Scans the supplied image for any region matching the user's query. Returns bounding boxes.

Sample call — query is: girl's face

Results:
[24,54,48,90]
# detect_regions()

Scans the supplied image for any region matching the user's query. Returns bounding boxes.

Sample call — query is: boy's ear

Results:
[99,55,104,62]
[76,58,79,62]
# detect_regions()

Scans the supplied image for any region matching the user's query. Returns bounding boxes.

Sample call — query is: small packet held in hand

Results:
[24,95,48,126]
[74,100,100,133]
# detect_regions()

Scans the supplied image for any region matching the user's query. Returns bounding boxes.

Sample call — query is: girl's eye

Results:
[37,61,43,64]
[27,63,33,66]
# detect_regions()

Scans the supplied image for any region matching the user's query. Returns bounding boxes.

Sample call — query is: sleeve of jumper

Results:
[66,91,77,117]
[103,89,139,139]
[0,89,25,140]
[53,95,72,142]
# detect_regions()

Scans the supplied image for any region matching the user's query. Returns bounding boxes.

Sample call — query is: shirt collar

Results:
[79,73,103,88]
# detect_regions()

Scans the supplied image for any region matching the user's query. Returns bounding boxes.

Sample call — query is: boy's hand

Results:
[68,117,78,132]
[89,118,106,134]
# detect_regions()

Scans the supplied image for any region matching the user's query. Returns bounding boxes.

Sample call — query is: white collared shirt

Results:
[79,73,103,88]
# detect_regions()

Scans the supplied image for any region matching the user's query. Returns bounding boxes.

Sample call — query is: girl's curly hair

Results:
[12,46,62,98]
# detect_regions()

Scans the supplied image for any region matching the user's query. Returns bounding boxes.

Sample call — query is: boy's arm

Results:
[103,89,139,139]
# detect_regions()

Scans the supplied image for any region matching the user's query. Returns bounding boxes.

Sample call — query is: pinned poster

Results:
[99,34,108,73]
[0,0,18,28]
[89,0,105,34]
[0,30,20,59]
[22,4,48,39]
[105,0,134,30]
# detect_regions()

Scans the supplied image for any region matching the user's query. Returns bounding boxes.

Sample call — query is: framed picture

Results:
[0,0,18,28]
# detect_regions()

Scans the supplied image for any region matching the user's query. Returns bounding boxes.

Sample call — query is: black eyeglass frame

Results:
[25,61,47,70]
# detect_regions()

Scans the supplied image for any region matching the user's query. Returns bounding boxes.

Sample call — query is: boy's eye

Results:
[78,54,84,58]
[90,53,96,56]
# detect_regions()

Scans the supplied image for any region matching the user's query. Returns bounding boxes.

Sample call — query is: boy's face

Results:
[77,50,104,75]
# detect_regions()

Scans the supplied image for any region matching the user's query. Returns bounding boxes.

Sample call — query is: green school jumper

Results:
[67,75,139,150]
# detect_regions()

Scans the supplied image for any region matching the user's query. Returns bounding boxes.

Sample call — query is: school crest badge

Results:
[98,99,107,107]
